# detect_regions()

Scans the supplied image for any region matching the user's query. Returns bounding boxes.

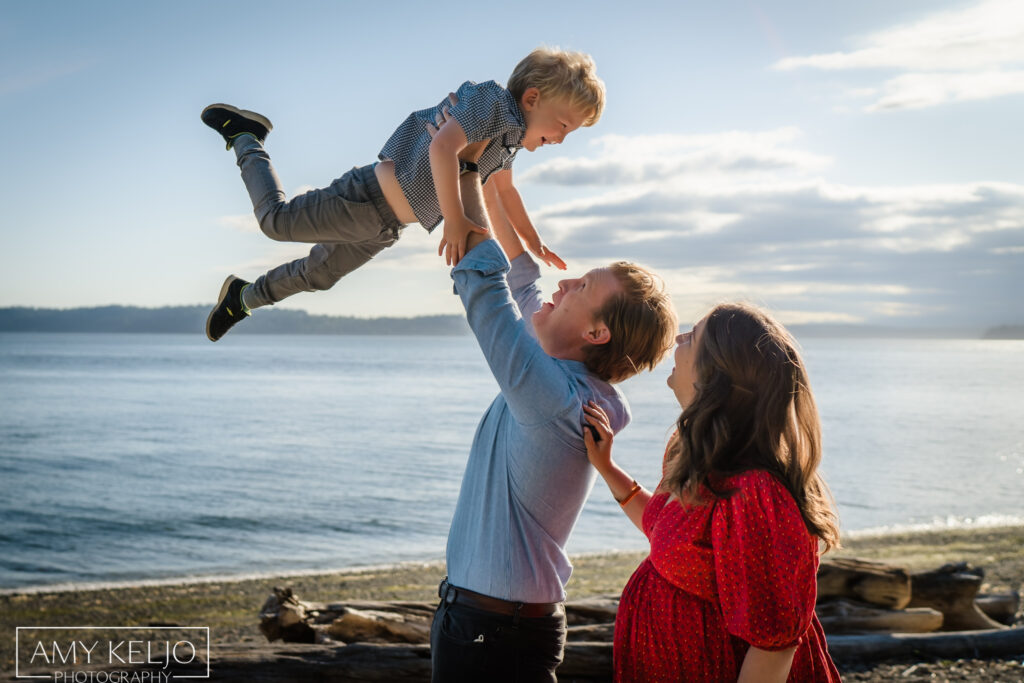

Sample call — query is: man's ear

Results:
[521,87,541,111]
[584,324,611,346]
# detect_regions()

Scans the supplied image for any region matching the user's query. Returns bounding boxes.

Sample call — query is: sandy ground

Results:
[2,524,1022,681]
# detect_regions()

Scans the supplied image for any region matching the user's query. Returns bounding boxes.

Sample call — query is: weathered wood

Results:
[327,605,431,644]
[817,558,912,609]
[908,563,1007,631]
[260,587,623,644]
[566,623,615,642]
[25,630,1023,683]
[976,590,1021,625]
[206,642,433,682]
[563,594,620,625]
[559,641,613,679]
[827,627,1024,663]
[816,598,943,634]
[259,587,317,643]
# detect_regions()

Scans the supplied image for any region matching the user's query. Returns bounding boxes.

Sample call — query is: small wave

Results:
[846,513,1024,538]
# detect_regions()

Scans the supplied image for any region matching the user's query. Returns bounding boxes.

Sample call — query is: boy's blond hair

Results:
[507,47,605,126]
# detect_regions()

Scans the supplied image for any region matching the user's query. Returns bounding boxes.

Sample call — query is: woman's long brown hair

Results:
[663,303,840,550]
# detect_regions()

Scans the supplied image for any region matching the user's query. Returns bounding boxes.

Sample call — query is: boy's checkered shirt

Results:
[379,80,526,231]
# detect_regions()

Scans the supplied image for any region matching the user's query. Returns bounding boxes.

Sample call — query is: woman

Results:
[583,302,841,682]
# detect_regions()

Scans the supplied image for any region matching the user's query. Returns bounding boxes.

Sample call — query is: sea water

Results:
[1,333,1022,591]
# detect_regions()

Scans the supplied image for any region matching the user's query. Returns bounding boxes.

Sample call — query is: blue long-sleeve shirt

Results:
[446,240,631,603]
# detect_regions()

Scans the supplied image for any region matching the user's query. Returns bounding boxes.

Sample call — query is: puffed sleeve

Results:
[710,471,818,651]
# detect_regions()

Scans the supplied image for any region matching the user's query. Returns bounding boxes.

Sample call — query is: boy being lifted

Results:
[201,47,604,341]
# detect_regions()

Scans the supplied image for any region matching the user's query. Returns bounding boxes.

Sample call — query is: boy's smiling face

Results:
[519,87,589,152]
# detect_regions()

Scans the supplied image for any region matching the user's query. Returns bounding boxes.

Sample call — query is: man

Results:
[431,171,678,682]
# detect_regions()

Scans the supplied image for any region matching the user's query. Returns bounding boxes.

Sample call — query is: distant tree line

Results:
[0,306,471,336]
[1,306,1018,339]
[981,325,1024,340]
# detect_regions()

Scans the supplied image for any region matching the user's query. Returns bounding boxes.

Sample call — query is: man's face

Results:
[520,89,588,152]
[532,267,622,361]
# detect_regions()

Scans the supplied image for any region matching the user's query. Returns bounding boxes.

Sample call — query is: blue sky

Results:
[2,0,1022,330]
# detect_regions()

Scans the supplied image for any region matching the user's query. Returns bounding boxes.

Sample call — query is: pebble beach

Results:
[2,524,1022,681]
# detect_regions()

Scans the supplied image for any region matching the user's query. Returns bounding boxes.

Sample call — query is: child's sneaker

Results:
[201,104,273,150]
[206,275,251,341]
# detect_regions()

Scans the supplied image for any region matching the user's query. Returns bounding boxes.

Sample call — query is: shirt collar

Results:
[504,91,527,150]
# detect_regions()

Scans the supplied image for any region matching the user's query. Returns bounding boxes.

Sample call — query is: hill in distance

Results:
[1,306,1021,339]
[0,305,470,336]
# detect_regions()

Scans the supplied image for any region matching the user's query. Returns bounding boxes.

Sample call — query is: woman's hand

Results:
[583,401,614,472]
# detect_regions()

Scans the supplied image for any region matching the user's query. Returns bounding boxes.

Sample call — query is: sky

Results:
[1,0,1022,331]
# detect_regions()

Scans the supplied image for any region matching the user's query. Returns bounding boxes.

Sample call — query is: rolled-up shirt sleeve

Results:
[507,251,543,340]
[452,241,575,426]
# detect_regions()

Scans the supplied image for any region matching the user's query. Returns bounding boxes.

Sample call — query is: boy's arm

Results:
[481,179,546,340]
[429,118,487,266]
[489,169,567,270]
[482,175,526,261]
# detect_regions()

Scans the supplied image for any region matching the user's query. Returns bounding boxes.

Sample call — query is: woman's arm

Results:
[583,402,651,531]
[737,646,796,683]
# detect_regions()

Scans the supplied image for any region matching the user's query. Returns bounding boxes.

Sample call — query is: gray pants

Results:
[232,135,404,308]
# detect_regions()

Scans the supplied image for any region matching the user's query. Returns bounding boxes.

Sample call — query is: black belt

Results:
[439,578,562,618]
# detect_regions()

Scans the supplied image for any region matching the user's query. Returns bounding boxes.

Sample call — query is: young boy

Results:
[200,47,605,341]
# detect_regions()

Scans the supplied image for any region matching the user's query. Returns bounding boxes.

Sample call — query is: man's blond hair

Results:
[507,47,605,126]
[583,263,678,384]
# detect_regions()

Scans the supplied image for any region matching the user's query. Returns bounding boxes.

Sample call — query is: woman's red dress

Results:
[614,467,841,682]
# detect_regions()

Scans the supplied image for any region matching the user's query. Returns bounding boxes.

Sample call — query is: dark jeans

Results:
[430,597,567,682]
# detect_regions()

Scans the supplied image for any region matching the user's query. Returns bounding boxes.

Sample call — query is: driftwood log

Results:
[259,587,620,646]
[815,598,943,634]
[817,558,911,609]
[976,590,1021,624]
[908,562,1009,631]
[243,557,1022,682]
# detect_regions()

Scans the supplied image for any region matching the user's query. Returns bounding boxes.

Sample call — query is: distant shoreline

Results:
[2,306,1021,338]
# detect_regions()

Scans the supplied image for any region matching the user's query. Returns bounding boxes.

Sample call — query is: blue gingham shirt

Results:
[379,80,526,231]
[446,240,631,603]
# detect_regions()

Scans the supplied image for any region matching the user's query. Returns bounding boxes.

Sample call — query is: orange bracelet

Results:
[617,480,643,506]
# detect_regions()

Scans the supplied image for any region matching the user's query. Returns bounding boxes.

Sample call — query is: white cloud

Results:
[516,130,1023,328]
[868,70,1024,111]
[521,129,831,186]
[773,0,1024,110]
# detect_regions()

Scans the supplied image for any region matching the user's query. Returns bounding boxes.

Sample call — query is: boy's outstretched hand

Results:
[530,242,567,270]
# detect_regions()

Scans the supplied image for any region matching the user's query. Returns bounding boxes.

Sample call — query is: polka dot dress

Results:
[613,455,841,682]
